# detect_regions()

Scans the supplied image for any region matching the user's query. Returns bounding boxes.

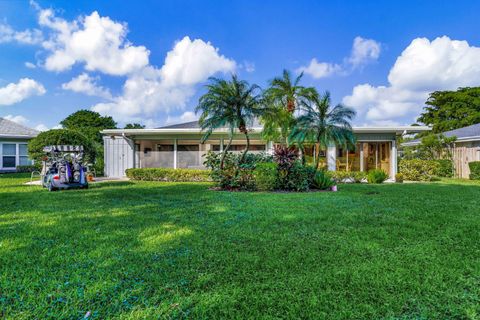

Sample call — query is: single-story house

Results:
[102,121,430,179]
[0,117,38,172]
[402,123,480,178]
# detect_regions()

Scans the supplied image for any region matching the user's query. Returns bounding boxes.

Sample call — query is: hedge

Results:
[434,159,454,177]
[399,159,440,181]
[125,168,211,182]
[469,161,480,180]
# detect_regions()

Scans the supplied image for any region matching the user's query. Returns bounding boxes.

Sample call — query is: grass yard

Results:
[1,174,480,319]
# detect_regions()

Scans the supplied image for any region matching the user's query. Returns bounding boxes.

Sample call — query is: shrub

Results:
[28,129,96,163]
[435,159,454,177]
[399,159,440,181]
[203,151,272,190]
[273,145,298,171]
[311,170,335,190]
[281,162,310,191]
[125,168,211,182]
[367,169,388,184]
[395,173,404,183]
[15,165,40,173]
[254,162,278,191]
[469,161,480,180]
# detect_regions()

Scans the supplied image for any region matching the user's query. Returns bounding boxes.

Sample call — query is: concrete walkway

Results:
[25,177,129,186]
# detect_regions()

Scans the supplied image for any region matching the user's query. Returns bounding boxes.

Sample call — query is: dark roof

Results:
[158,119,262,129]
[403,123,480,146]
[441,123,480,139]
[0,117,39,137]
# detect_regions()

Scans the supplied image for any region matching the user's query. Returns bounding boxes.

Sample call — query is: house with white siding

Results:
[0,117,38,172]
[101,121,430,179]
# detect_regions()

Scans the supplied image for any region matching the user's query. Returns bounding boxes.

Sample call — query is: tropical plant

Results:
[196,75,263,168]
[311,170,335,190]
[261,70,317,143]
[253,162,278,191]
[367,169,388,184]
[273,145,298,171]
[289,91,356,171]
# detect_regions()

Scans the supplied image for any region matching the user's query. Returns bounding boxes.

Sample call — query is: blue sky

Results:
[1,1,480,130]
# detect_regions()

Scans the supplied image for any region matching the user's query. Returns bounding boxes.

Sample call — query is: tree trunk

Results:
[240,132,250,164]
[220,135,233,170]
[287,99,295,113]
[314,143,321,172]
[300,145,306,165]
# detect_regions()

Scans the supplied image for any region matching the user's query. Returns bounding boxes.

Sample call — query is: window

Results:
[178,145,199,152]
[2,144,16,168]
[19,144,31,166]
[157,145,174,152]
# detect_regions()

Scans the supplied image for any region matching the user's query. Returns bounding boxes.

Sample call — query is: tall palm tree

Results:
[289,91,357,171]
[195,75,263,168]
[261,69,317,145]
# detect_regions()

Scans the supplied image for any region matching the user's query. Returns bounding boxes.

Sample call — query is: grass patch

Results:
[1,174,480,318]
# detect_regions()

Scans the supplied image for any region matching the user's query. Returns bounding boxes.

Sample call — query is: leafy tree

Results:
[289,92,356,171]
[418,87,480,133]
[60,110,117,143]
[418,133,456,160]
[124,123,145,129]
[195,75,263,168]
[261,70,317,143]
[28,129,96,163]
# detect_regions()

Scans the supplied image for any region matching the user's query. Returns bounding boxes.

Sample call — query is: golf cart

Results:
[41,145,89,191]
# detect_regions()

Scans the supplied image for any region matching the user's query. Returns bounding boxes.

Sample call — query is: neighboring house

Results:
[0,117,38,172]
[102,121,430,178]
[403,123,480,178]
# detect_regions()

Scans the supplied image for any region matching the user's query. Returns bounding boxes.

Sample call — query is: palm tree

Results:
[195,75,263,168]
[289,91,357,171]
[261,69,317,148]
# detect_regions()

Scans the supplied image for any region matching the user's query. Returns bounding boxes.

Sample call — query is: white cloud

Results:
[343,36,480,124]
[348,36,381,68]
[62,73,112,99]
[92,36,236,121]
[34,123,49,131]
[297,58,341,79]
[165,111,198,125]
[3,114,28,125]
[243,61,255,73]
[25,62,36,69]
[298,36,380,79]
[38,9,149,75]
[0,22,43,45]
[0,78,46,106]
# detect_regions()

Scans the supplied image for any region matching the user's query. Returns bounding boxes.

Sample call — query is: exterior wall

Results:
[103,136,135,177]
[103,132,398,178]
[0,139,33,172]
[453,141,480,178]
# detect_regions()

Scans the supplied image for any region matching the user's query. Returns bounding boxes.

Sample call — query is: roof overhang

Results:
[102,126,431,136]
[0,134,37,139]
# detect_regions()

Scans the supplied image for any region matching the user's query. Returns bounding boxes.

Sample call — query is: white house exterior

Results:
[0,117,38,172]
[101,121,430,178]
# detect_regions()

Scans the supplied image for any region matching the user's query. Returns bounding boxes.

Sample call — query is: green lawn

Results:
[1,174,480,319]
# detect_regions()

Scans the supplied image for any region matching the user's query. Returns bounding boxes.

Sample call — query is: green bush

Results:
[203,151,272,190]
[277,162,310,192]
[311,170,335,190]
[331,171,367,183]
[367,169,388,184]
[15,165,40,173]
[435,159,454,177]
[399,159,440,181]
[28,129,96,163]
[395,173,404,183]
[125,168,211,182]
[469,161,480,180]
[254,162,278,191]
